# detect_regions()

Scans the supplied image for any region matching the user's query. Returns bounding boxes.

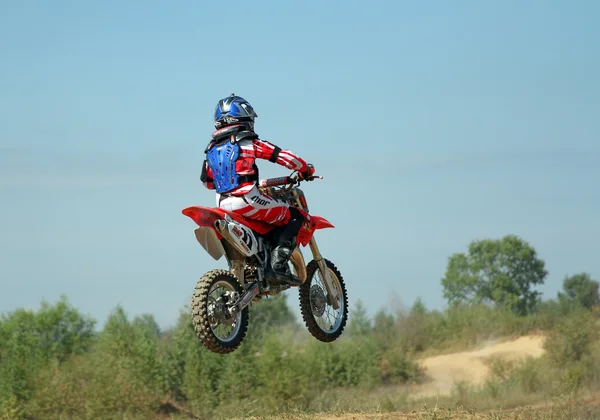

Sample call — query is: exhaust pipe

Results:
[214,220,250,257]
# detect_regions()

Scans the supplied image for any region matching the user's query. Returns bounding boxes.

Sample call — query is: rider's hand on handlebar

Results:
[299,164,316,180]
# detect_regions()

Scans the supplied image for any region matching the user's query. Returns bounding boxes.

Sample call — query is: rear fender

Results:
[183,206,227,258]
[183,206,264,259]
[182,206,222,236]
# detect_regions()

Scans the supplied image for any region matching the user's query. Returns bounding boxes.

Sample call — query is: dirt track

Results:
[412,335,547,397]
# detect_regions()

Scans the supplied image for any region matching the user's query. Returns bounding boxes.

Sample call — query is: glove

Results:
[299,164,315,180]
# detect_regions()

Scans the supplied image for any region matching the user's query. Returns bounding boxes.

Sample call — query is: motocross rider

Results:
[200,94,316,285]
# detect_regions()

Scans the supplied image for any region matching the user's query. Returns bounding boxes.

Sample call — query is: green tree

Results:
[159,312,191,401]
[347,299,371,337]
[558,273,600,311]
[373,309,395,341]
[398,297,430,353]
[544,308,599,380]
[90,306,163,415]
[248,294,296,334]
[0,297,96,410]
[441,235,547,315]
[0,309,45,406]
[36,295,96,361]
[133,313,161,339]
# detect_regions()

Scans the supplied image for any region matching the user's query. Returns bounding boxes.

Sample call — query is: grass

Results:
[219,344,600,420]
[224,399,600,420]
[3,298,600,419]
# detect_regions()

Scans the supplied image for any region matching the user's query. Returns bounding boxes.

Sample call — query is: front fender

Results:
[297,215,334,247]
[310,215,334,230]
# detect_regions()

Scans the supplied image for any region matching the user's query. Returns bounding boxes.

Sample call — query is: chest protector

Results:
[206,140,242,193]
[204,127,259,193]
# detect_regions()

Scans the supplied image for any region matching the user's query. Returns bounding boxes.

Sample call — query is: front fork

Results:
[289,188,340,310]
[308,237,340,310]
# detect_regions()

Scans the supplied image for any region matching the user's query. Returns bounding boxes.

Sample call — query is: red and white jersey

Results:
[202,134,309,196]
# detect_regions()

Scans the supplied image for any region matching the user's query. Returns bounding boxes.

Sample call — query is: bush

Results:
[544,310,599,366]
[0,297,95,411]
[5,291,600,418]
[514,357,543,394]
[377,347,422,385]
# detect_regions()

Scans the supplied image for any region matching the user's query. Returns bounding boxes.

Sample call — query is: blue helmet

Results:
[213,94,258,131]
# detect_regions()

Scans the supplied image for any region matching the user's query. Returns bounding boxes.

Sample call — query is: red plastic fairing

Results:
[181,206,276,236]
[182,206,331,247]
[296,226,312,247]
[182,206,224,239]
[310,215,335,230]
[296,214,335,247]
[224,210,276,235]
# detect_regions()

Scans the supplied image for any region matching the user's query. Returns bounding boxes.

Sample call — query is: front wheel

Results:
[191,269,249,354]
[299,259,348,342]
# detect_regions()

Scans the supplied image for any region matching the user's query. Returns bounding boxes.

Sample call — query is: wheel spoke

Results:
[299,259,347,341]
[191,269,249,354]
[207,280,241,342]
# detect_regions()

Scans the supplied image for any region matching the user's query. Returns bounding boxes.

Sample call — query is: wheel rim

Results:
[207,280,242,342]
[309,267,345,333]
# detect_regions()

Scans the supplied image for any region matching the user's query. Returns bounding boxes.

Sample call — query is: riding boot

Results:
[265,208,304,285]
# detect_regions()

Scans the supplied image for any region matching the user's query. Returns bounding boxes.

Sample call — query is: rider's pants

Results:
[216,185,291,226]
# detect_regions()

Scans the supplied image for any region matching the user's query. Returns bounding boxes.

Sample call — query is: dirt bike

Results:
[181,171,348,354]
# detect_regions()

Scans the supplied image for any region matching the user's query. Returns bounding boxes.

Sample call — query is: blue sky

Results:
[1,0,599,329]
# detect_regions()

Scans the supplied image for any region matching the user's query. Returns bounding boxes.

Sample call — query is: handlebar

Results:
[259,176,293,188]
[259,172,323,189]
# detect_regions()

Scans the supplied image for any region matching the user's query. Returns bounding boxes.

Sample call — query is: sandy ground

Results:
[411,335,546,397]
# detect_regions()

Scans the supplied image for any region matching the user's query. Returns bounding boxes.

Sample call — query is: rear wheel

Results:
[191,269,249,354]
[299,259,348,342]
